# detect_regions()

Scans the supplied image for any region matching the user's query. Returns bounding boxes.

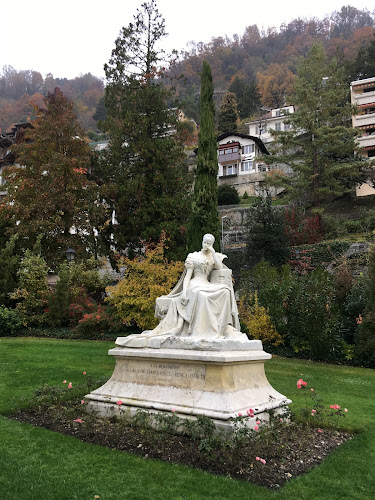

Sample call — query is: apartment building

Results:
[351,77,375,196]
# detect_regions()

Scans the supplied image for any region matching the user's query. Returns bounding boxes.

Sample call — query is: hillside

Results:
[1,4,374,132]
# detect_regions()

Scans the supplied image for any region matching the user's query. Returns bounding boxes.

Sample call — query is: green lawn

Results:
[0,337,374,500]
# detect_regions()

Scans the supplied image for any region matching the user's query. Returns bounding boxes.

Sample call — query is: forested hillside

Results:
[172,5,375,122]
[0,69,104,134]
[1,4,374,132]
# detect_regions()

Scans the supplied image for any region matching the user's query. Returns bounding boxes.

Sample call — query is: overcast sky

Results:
[1,0,374,80]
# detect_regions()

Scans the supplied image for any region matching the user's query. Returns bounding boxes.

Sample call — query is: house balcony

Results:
[353,112,375,128]
[217,151,241,163]
[357,134,375,149]
[352,90,375,106]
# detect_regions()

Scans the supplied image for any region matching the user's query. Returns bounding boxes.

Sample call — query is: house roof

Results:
[216,131,269,155]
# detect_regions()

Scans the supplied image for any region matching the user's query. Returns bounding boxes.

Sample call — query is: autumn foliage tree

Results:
[106,234,184,330]
[3,88,106,267]
[257,63,295,108]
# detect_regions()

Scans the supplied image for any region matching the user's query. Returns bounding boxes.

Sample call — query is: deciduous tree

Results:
[3,88,106,267]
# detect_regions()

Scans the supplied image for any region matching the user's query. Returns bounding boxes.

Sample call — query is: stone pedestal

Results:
[85,340,290,430]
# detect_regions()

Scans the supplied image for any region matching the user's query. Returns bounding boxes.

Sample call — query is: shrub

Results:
[106,234,184,330]
[0,306,23,335]
[243,191,249,199]
[73,304,126,338]
[284,208,323,246]
[10,250,49,326]
[238,291,283,346]
[218,185,240,205]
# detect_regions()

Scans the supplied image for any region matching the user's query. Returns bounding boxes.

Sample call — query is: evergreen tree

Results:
[218,92,239,133]
[0,235,20,307]
[245,192,290,268]
[268,43,366,207]
[3,88,106,268]
[99,0,191,260]
[351,34,375,81]
[188,61,220,252]
[228,77,260,119]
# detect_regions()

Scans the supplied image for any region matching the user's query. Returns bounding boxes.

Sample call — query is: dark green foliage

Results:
[99,0,191,260]
[269,43,366,207]
[217,92,239,134]
[0,306,23,335]
[351,34,375,81]
[46,263,70,328]
[245,192,290,268]
[188,61,220,252]
[0,235,20,307]
[355,246,375,367]
[247,262,345,362]
[228,77,261,119]
[218,185,240,205]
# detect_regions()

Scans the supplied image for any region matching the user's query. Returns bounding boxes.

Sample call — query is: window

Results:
[275,122,282,131]
[227,165,236,175]
[243,144,254,154]
[284,123,291,131]
[219,150,225,155]
[223,166,227,176]
[368,150,375,158]
[241,161,254,172]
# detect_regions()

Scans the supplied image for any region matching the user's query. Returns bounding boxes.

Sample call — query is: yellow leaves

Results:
[238,292,283,346]
[106,235,184,330]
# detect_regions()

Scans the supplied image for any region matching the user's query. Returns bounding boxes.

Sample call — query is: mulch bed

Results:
[9,401,353,490]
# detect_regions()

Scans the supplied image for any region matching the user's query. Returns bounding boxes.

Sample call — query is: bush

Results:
[10,250,49,326]
[106,234,184,330]
[238,291,283,346]
[0,306,23,335]
[73,304,127,338]
[218,185,240,205]
[284,208,323,245]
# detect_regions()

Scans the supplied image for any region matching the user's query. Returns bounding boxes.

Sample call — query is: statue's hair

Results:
[203,233,215,244]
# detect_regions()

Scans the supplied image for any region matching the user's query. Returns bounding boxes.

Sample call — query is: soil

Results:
[9,401,353,490]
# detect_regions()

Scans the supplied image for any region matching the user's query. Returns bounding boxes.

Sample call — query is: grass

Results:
[0,337,375,499]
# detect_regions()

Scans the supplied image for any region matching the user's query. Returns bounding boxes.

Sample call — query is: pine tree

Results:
[245,191,290,268]
[99,0,191,260]
[187,61,220,252]
[218,92,239,134]
[268,43,366,207]
[3,88,105,267]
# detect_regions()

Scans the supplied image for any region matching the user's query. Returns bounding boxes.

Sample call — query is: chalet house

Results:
[350,77,375,196]
[217,132,271,196]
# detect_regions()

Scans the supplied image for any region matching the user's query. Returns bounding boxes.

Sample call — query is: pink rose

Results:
[68,382,72,389]
[81,400,85,405]
[238,412,242,417]
[63,380,66,384]
[83,371,86,375]
[254,425,259,431]
[116,400,123,406]
[256,456,260,461]
[260,459,266,465]
[318,429,322,433]
[73,418,83,423]
[345,408,348,413]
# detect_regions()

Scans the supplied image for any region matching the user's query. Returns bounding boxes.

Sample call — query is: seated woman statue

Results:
[117,234,247,348]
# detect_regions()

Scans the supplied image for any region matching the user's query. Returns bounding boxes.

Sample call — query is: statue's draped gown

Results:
[118,251,242,348]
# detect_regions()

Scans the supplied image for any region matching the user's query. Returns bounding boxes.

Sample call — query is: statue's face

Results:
[202,236,214,252]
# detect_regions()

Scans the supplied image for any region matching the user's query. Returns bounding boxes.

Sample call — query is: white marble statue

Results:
[116,234,248,348]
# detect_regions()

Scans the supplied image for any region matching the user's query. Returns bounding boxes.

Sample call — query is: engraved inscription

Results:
[122,361,206,385]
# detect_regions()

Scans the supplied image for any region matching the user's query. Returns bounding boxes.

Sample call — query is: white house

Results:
[245,105,295,146]
[216,132,272,196]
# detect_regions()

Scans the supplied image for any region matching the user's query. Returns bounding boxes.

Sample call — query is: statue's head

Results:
[202,234,215,251]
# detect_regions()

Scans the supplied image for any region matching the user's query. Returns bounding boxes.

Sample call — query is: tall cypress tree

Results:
[188,61,220,252]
